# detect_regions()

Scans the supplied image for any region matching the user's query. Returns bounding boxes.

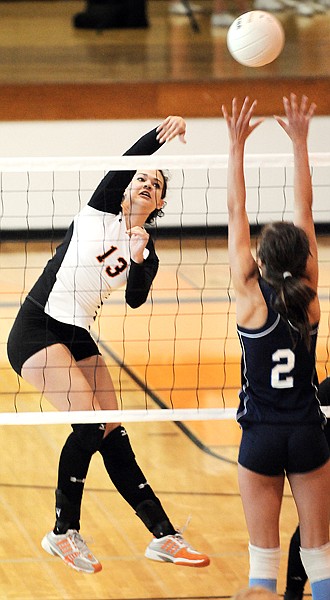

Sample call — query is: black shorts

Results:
[238,422,330,475]
[7,297,101,376]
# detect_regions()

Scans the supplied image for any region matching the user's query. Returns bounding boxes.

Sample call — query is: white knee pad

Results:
[300,542,330,583]
[248,543,281,579]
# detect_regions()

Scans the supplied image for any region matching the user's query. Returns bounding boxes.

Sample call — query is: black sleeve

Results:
[125,236,159,308]
[88,127,163,214]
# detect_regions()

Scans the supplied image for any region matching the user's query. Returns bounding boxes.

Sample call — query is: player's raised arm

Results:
[222,97,264,294]
[274,93,318,291]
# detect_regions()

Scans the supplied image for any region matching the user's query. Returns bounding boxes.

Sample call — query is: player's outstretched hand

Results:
[156,116,187,144]
[222,97,264,147]
[274,93,316,144]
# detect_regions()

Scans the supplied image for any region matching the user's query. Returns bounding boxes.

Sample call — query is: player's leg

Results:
[22,346,114,530]
[22,344,106,537]
[21,343,107,411]
[238,464,284,592]
[288,459,330,600]
[22,346,106,573]
[237,424,285,591]
[99,425,210,567]
[78,354,174,534]
[58,352,118,533]
[79,354,210,567]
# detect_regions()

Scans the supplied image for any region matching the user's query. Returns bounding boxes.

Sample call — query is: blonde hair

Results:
[231,587,280,600]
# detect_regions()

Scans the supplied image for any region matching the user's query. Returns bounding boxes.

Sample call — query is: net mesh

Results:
[1,153,330,424]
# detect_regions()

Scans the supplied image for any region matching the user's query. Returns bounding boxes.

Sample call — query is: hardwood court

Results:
[2,235,330,599]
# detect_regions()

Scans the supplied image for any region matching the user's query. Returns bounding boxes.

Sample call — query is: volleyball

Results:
[227,11,285,68]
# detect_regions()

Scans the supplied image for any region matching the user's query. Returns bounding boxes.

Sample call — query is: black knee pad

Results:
[72,422,105,454]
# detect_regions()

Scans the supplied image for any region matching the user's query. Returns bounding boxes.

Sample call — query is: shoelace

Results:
[175,514,191,536]
[68,530,93,557]
[173,515,193,548]
[173,533,187,548]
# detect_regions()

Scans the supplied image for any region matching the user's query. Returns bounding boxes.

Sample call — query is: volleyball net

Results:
[1,153,330,425]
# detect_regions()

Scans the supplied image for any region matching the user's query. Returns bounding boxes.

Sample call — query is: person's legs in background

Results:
[284,526,307,600]
[73,0,148,30]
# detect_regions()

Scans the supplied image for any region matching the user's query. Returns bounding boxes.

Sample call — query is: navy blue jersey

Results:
[236,277,326,427]
[27,127,162,329]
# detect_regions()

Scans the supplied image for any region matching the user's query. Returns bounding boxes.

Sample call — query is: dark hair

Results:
[145,169,168,225]
[257,221,316,348]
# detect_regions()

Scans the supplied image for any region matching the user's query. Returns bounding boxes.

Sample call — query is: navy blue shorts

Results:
[7,297,101,376]
[238,422,330,475]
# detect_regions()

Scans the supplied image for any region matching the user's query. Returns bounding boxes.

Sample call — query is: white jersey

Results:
[44,205,149,329]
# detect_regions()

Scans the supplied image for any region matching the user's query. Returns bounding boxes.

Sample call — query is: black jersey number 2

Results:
[271,348,295,389]
[97,246,128,278]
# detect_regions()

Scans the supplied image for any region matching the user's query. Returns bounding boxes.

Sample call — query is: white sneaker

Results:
[145,532,210,567]
[41,529,102,574]
[169,2,203,15]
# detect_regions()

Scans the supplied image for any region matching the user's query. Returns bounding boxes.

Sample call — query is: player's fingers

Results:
[308,102,317,117]
[290,92,298,114]
[231,97,238,120]
[307,102,317,119]
[165,127,182,142]
[250,117,264,133]
[237,97,253,129]
[157,129,175,143]
[282,96,292,118]
[156,116,172,131]
[126,226,148,235]
[236,96,247,120]
[245,99,258,122]
[241,96,251,114]
[156,116,177,135]
[300,94,309,114]
[157,118,185,143]
[222,105,232,127]
[274,115,288,133]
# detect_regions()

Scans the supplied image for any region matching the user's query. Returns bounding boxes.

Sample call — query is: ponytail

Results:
[272,275,316,348]
[258,221,316,348]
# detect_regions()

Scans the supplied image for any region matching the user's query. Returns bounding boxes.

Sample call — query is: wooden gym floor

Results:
[1,1,330,597]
